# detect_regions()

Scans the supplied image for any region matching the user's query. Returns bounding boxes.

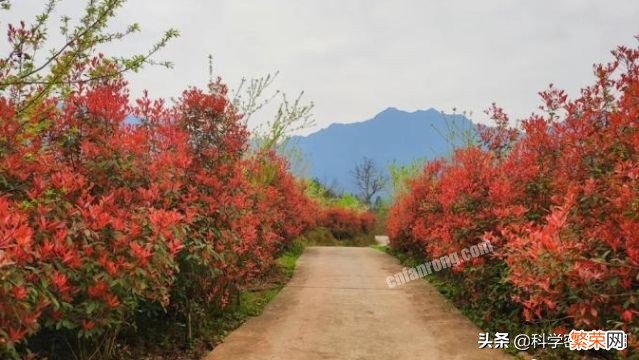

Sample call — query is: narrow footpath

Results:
[205,246,511,360]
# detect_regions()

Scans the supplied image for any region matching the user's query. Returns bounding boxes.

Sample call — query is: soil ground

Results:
[204,246,512,360]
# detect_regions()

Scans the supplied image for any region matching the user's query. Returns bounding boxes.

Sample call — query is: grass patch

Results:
[277,239,305,277]
[236,239,305,317]
[370,244,390,253]
[236,288,281,317]
[210,286,283,342]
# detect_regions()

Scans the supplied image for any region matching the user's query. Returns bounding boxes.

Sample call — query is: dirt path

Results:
[205,247,511,360]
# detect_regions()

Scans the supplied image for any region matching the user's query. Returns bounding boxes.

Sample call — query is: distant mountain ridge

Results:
[289,107,475,195]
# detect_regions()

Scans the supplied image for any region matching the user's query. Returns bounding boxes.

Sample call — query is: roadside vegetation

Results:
[0,2,379,358]
[0,1,324,358]
[386,39,639,358]
[305,179,378,247]
[118,238,306,359]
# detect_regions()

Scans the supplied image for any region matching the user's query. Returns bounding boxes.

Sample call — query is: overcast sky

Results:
[3,1,639,133]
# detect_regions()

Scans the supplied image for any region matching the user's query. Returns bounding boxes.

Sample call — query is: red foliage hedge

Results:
[0,61,317,355]
[388,42,639,352]
[318,207,376,238]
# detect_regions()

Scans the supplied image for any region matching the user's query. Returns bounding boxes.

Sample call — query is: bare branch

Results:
[352,157,387,206]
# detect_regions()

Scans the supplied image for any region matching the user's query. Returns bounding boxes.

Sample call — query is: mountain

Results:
[289,107,475,195]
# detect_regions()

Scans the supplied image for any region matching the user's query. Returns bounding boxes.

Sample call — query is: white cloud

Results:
[2,0,638,133]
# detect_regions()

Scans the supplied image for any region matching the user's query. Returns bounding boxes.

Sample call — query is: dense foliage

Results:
[0,54,318,357]
[318,207,376,239]
[305,179,377,239]
[388,41,639,355]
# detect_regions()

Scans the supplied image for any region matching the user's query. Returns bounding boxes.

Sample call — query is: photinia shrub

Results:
[0,63,190,356]
[388,40,639,354]
[0,64,317,358]
[319,207,376,239]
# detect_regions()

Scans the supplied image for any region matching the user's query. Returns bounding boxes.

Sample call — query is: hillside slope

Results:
[290,107,475,194]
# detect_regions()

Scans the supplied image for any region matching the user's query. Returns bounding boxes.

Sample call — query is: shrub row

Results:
[0,60,317,357]
[318,207,376,239]
[388,42,639,354]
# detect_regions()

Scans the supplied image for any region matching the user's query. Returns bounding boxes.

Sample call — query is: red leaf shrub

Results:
[0,65,316,356]
[319,207,376,239]
[388,41,639,353]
